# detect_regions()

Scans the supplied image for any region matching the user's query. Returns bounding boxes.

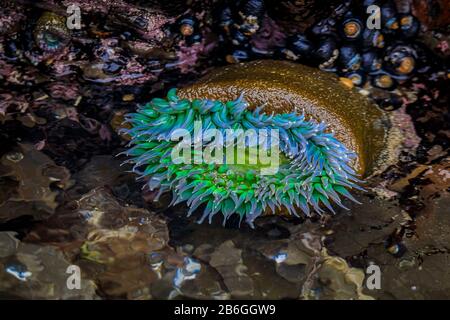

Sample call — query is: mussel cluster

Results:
[217,0,428,111]
[217,0,266,63]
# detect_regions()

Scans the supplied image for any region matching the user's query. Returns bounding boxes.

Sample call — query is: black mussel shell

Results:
[362,51,383,73]
[310,18,337,37]
[239,20,260,36]
[338,45,361,72]
[398,14,420,39]
[186,33,202,46]
[381,2,399,33]
[363,0,379,7]
[219,6,234,32]
[226,49,250,63]
[372,71,397,90]
[384,44,417,76]
[239,0,265,19]
[362,28,385,49]
[340,13,363,41]
[3,39,21,61]
[146,59,165,72]
[314,36,338,63]
[279,48,299,61]
[179,16,197,37]
[236,0,265,36]
[103,61,123,74]
[251,46,273,58]
[125,13,149,31]
[285,34,314,60]
[410,43,434,73]
[373,91,403,111]
[229,26,250,47]
[343,70,367,86]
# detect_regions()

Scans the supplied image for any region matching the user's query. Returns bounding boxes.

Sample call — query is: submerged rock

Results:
[24,187,173,299]
[0,232,98,299]
[0,144,72,223]
[209,240,254,298]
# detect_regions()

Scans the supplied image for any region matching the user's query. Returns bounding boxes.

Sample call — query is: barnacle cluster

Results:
[218,0,426,111]
[123,89,363,227]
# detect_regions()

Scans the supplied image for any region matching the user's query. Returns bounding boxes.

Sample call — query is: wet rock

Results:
[387,106,422,160]
[315,167,450,299]
[0,232,98,299]
[74,187,168,245]
[241,248,300,299]
[38,118,120,172]
[276,263,306,283]
[72,155,129,192]
[0,144,72,223]
[193,243,215,263]
[0,232,19,258]
[169,256,229,300]
[324,193,405,259]
[168,212,376,299]
[209,240,254,298]
[313,255,373,300]
[110,5,173,41]
[256,239,310,284]
[147,246,229,300]
[253,228,372,299]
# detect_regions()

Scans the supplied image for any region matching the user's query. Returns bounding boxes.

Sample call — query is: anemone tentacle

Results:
[123,88,362,227]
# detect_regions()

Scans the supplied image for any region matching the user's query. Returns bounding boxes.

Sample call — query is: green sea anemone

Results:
[122,88,364,227]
